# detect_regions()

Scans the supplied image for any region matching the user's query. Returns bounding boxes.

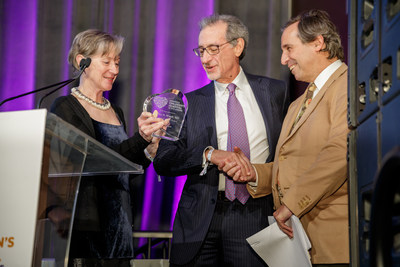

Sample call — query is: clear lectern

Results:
[0,110,143,267]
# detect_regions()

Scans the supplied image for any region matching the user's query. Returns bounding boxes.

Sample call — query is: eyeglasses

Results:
[193,39,237,57]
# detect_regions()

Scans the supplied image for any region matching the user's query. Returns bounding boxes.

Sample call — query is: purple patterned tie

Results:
[225,83,250,204]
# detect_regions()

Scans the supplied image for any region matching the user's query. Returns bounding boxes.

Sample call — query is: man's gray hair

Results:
[199,14,249,60]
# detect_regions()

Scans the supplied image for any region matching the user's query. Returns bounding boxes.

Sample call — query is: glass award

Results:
[143,89,188,141]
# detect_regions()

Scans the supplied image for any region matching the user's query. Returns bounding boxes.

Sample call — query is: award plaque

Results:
[143,89,188,141]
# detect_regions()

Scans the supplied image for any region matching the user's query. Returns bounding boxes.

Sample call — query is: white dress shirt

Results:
[212,67,270,190]
[312,60,343,99]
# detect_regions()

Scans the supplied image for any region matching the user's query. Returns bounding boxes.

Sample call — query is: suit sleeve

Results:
[153,91,215,177]
[247,162,274,197]
[153,114,207,176]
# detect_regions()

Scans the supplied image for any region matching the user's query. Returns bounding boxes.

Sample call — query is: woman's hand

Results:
[138,111,169,142]
[145,128,165,158]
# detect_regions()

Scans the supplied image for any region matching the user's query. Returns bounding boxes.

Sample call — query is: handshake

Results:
[209,147,257,183]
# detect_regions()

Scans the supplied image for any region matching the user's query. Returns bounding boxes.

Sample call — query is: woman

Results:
[50,29,167,264]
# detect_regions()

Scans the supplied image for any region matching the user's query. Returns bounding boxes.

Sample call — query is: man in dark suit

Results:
[153,14,290,266]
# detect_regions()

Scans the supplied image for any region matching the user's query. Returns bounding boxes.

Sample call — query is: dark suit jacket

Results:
[153,73,289,264]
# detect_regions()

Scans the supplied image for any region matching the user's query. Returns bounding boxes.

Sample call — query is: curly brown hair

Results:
[284,9,344,61]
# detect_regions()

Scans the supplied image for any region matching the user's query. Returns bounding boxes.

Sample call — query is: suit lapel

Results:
[287,63,348,138]
[197,82,219,149]
[281,96,303,139]
[247,74,275,162]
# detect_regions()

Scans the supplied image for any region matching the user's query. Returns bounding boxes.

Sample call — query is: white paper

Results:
[246,215,312,267]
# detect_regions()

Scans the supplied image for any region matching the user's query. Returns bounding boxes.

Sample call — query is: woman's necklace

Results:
[71,87,111,110]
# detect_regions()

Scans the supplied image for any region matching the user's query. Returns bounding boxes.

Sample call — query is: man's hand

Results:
[273,204,294,238]
[47,207,72,238]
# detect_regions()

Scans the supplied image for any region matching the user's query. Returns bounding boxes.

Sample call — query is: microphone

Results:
[0,58,92,108]
[36,58,92,108]
[79,58,91,71]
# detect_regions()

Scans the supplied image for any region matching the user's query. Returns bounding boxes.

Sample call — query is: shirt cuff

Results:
[144,148,154,162]
[200,146,214,176]
[247,165,258,191]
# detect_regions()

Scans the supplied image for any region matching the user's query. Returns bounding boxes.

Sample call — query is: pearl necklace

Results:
[71,87,111,110]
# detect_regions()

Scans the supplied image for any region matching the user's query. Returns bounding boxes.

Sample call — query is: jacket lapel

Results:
[248,75,271,129]
[281,96,303,139]
[197,82,219,149]
[286,63,348,138]
[247,74,275,162]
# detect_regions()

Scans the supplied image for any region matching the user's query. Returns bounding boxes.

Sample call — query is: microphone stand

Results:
[0,79,74,107]
[0,58,91,108]
[36,71,83,109]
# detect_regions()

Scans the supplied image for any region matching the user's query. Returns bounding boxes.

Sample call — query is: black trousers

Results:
[172,194,271,267]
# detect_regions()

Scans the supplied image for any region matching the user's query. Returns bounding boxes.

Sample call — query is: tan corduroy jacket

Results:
[248,63,349,264]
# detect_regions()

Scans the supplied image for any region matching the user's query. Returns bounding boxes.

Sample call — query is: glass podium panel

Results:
[33,112,143,267]
[45,112,143,177]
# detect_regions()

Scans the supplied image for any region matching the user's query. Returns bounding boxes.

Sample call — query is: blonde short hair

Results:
[68,29,124,70]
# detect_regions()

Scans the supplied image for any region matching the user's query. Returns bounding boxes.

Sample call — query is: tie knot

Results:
[308,83,317,92]
[227,83,237,94]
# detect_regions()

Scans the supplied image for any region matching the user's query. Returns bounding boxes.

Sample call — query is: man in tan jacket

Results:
[219,10,349,266]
